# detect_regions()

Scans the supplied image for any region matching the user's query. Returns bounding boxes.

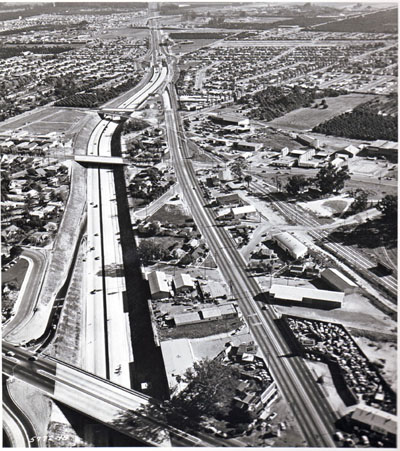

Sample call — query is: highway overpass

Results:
[75,155,127,165]
[2,343,207,447]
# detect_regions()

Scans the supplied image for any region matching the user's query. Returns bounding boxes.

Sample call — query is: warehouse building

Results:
[321,268,357,293]
[268,284,344,309]
[147,270,170,300]
[173,273,195,294]
[272,232,308,260]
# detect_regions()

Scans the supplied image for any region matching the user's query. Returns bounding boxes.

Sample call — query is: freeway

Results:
[83,63,169,386]
[163,85,337,447]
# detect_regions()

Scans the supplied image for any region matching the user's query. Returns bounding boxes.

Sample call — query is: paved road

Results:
[3,248,47,342]
[3,378,38,448]
[163,87,336,447]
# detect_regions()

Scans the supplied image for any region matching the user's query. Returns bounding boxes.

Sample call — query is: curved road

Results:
[3,248,47,341]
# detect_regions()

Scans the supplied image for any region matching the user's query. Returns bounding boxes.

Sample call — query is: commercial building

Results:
[231,205,257,219]
[147,270,170,300]
[272,232,308,259]
[236,141,263,152]
[269,284,344,309]
[350,405,397,439]
[321,268,358,293]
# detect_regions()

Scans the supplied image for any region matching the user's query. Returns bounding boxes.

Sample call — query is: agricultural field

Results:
[268,94,375,131]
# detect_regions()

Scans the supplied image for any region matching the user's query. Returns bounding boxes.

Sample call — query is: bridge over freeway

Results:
[2,343,207,447]
[74,155,127,166]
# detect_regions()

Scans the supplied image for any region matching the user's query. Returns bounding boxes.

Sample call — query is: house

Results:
[272,232,308,259]
[173,273,195,294]
[268,284,344,309]
[216,193,242,206]
[147,271,170,300]
[320,268,357,293]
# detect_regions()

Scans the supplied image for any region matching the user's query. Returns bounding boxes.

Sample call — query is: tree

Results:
[349,189,368,213]
[173,359,241,420]
[314,163,350,194]
[244,174,252,188]
[285,175,309,196]
[229,159,248,179]
[138,239,168,265]
[377,195,397,224]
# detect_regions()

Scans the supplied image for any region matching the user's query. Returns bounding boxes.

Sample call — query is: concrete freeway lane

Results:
[163,87,336,447]
[3,248,47,342]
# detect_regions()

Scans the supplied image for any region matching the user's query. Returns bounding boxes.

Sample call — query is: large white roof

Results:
[270,284,344,304]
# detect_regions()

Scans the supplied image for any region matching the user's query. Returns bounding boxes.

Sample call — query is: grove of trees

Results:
[313,107,398,142]
[239,85,347,122]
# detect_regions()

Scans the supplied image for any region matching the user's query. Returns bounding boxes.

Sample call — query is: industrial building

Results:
[173,303,237,326]
[208,113,250,127]
[147,270,170,300]
[350,405,397,439]
[272,232,308,260]
[321,268,358,293]
[268,284,344,309]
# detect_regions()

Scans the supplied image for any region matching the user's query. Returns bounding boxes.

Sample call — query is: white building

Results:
[269,284,344,309]
[147,271,170,300]
[174,273,195,293]
[273,232,308,259]
[321,268,357,293]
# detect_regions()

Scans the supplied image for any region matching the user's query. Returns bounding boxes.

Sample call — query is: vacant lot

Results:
[268,94,374,131]
[150,203,193,225]
[173,38,220,54]
[0,106,88,135]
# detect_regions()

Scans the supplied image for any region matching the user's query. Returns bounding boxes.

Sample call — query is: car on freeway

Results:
[6,351,15,357]
[28,356,38,361]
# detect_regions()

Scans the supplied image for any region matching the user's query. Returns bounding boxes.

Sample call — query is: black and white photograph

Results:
[1,0,397,448]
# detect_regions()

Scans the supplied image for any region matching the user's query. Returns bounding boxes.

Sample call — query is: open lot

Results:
[0,106,88,135]
[268,94,374,131]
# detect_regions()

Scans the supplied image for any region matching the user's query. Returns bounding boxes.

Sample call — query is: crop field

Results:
[268,94,374,131]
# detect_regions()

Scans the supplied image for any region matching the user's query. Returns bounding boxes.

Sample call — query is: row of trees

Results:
[55,76,140,108]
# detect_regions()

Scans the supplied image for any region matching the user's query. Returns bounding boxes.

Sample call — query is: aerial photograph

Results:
[1,0,397,448]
